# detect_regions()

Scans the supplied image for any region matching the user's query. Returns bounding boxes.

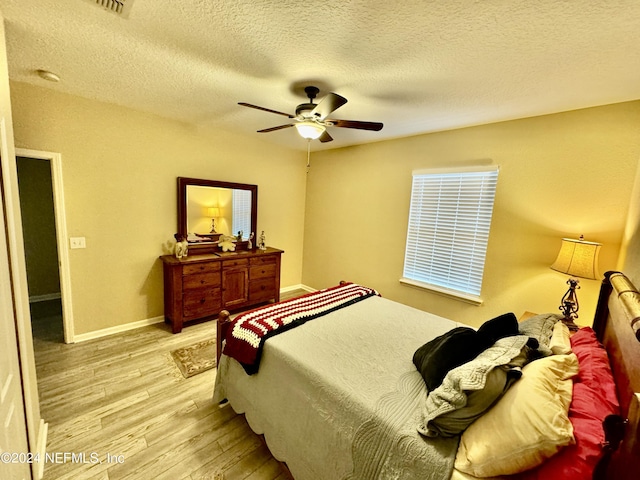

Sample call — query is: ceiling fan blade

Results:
[257,124,294,133]
[328,119,383,131]
[311,93,348,120]
[239,102,294,118]
[319,130,333,143]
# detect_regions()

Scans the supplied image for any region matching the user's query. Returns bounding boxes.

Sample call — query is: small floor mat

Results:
[171,339,217,378]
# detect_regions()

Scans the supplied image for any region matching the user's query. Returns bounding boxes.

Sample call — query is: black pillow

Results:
[413,313,521,392]
[413,327,480,392]
[476,312,519,344]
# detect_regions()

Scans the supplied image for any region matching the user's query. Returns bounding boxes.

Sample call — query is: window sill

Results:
[399,278,483,306]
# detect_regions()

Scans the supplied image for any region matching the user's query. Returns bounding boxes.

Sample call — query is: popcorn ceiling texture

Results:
[1,0,639,150]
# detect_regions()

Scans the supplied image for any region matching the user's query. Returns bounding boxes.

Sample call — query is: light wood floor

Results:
[31,292,306,480]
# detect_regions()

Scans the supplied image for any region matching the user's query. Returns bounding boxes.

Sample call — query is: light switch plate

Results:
[69,237,86,249]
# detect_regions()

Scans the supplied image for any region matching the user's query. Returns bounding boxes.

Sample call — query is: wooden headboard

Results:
[593,271,640,480]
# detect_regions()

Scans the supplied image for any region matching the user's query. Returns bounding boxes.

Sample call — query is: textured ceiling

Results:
[1,0,640,151]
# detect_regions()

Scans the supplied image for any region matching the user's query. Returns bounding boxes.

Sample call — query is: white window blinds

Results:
[402,166,499,301]
[232,189,252,240]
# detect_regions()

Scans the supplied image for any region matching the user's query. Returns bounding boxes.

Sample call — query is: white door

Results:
[0,148,30,479]
[0,215,31,479]
[0,10,36,480]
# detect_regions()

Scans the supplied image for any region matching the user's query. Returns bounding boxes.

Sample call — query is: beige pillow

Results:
[549,321,572,355]
[454,353,579,477]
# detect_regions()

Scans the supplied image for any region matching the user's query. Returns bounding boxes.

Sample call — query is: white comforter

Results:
[213,295,464,480]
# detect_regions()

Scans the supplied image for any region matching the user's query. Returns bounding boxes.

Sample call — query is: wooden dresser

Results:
[160,247,283,333]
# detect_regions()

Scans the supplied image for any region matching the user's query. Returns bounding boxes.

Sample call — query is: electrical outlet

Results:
[69,237,86,249]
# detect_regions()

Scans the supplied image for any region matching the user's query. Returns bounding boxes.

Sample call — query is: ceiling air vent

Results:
[83,0,134,19]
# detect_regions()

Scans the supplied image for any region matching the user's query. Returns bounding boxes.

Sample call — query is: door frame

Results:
[17,148,74,342]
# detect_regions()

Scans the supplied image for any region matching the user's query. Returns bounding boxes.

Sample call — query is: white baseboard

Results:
[73,315,165,343]
[32,419,47,479]
[29,292,61,303]
[281,283,316,293]
[72,286,316,343]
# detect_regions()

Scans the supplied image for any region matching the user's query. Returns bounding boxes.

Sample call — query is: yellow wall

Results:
[11,79,640,335]
[10,81,307,335]
[303,101,640,328]
[620,152,640,284]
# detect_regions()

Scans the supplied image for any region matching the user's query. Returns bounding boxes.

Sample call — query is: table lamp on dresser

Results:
[550,235,602,331]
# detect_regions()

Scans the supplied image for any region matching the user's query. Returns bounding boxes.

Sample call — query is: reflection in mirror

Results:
[186,186,252,239]
[177,178,258,250]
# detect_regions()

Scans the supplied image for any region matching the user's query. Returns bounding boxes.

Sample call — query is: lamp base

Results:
[559,278,581,332]
[560,315,580,332]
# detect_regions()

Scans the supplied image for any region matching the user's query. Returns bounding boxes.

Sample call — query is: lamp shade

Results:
[295,121,325,140]
[550,237,601,279]
[208,207,220,217]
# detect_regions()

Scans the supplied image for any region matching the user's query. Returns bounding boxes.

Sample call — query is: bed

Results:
[213,272,640,480]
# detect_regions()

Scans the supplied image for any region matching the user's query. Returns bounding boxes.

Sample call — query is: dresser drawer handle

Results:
[200,298,206,304]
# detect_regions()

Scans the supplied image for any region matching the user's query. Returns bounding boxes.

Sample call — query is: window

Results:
[232,189,252,240]
[401,166,499,304]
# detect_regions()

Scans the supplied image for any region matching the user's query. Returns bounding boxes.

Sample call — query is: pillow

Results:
[425,365,520,437]
[549,321,572,355]
[518,313,561,358]
[454,352,579,477]
[477,312,520,343]
[413,313,520,391]
[418,335,530,438]
[515,327,620,480]
[413,327,479,392]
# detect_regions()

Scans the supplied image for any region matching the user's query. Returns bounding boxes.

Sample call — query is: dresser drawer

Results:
[183,288,221,318]
[182,272,221,289]
[250,256,277,266]
[250,263,277,280]
[183,262,220,275]
[249,278,277,303]
[222,258,249,269]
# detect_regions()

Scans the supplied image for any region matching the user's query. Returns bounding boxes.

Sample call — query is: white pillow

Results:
[454,353,579,477]
[549,321,572,355]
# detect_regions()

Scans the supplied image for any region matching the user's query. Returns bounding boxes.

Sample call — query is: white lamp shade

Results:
[551,237,601,279]
[295,121,325,139]
[207,207,220,217]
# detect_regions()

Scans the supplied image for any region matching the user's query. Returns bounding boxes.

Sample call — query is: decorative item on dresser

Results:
[160,247,283,333]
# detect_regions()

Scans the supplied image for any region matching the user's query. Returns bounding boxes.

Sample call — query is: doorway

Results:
[15,148,74,343]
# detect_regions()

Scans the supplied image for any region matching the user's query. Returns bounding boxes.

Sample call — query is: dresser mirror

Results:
[177,177,258,253]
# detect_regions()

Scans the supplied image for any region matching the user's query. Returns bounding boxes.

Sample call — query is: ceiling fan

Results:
[238,86,383,143]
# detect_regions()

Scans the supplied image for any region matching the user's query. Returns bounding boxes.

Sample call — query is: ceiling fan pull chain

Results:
[307,139,311,172]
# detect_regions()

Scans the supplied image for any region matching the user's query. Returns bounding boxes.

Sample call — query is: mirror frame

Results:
[177,177,258,253]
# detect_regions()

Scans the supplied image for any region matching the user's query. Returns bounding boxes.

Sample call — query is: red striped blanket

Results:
[223,282,380,374]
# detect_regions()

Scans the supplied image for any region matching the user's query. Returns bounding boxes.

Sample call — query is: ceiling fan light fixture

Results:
[295,121,325,140]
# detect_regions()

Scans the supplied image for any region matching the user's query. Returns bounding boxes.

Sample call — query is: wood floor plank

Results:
[45,434,147,480]
[46,416,103,450]
[41,368,141,402]
[32,294,304,480]
[143,398,235,447]
[107,412,228,479]
[48,398,197,452]
[223,443,274,480]
[190,434,263,479]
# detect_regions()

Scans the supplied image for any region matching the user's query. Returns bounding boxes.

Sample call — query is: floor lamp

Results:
[550,235,601,331]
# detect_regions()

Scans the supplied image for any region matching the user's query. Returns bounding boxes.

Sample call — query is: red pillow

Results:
[517,327,619,480]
